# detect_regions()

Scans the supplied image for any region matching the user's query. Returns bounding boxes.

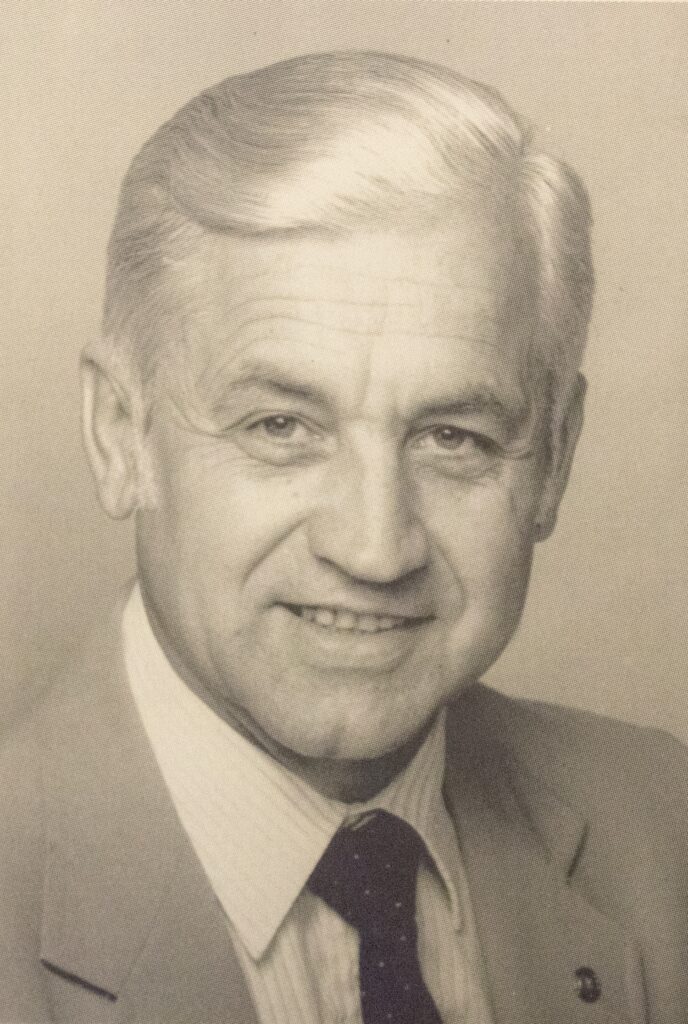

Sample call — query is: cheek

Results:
[422,473,539,602]
[149,444,316,590]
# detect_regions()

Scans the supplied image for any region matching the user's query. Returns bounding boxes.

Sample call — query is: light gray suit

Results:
[1,611,687,1023]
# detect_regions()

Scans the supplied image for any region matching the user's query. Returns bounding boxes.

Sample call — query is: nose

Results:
[306,442,430,584]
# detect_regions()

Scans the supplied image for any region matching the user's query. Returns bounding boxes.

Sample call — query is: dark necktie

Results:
[307,809,443,1024]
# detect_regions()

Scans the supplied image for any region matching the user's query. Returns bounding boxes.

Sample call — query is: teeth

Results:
[294,606,414,633]
[334,610,357,630]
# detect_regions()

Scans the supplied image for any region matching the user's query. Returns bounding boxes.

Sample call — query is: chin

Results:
[266,699,440,764]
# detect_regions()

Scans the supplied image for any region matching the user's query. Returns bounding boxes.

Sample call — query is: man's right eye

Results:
[231,413,328,465]
[249,415,301,441]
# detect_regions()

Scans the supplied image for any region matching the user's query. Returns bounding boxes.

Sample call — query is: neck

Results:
[199,684,435,803]
[261,722,436,803]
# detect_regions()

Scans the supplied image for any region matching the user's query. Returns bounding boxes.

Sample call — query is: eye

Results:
[410,423,501,480]
[235,412,328,465]
[430,425,475,450]
[419,425,495,454]
[252,414,301,440]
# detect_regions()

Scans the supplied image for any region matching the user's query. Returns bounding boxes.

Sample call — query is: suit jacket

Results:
[1,612,687,1024]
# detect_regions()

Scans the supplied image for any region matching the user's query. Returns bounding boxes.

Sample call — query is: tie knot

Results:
[307,810,426,934]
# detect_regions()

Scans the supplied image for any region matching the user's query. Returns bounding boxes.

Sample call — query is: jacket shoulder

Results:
[503,687,684,783]
[0,705,53,1021]
[454,683,688,839]
[0,705,47,886]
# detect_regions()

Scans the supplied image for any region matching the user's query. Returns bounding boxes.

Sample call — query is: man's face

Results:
[135,215,563,761]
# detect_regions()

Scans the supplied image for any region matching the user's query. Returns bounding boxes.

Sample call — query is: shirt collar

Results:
[122,582,461,961]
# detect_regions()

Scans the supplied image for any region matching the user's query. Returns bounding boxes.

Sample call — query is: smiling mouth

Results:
[284,604,432,634]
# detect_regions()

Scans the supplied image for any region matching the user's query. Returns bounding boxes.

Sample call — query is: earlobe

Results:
[535,372,586,542]
[81,356,140,520]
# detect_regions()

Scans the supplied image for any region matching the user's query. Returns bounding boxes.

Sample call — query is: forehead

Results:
[199,206,530,306]
[176,218,539,417]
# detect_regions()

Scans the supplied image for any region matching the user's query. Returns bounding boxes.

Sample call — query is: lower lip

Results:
[278,606,433,672]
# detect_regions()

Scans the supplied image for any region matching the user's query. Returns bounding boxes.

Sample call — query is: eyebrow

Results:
[208,363,529,436]
[208,365,331,410]
[409,394,526,431]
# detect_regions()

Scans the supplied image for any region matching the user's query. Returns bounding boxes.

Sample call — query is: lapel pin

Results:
[574,966,601,1004]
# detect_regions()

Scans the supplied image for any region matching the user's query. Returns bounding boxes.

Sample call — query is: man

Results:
[1,50,686,1024]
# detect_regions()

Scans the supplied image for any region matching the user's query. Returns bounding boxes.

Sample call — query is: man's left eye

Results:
[430,425,473,450]
[422,425,493,453]
[410,425,501,478]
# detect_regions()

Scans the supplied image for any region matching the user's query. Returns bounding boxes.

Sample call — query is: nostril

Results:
[305,487,429,583]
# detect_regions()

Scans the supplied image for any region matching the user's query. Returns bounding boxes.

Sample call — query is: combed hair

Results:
[99,50,594,426]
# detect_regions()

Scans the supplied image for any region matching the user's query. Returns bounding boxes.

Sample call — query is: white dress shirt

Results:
[123,584,493,1024]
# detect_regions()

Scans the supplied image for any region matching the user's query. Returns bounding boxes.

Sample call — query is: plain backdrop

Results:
[1,1,686,738]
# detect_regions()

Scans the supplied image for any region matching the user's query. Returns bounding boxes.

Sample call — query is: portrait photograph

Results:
[0,3,686,1022]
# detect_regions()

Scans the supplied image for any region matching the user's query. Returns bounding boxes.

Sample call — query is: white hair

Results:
[96,50,594,432]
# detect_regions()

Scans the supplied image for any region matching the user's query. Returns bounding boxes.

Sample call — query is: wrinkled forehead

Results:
[167,218,543,416]
[189,211,536,327]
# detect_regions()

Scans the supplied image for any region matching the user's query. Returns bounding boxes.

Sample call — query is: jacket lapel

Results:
[444,691,646,1024]
[38,606,259,1024]
[37,609,652,1024]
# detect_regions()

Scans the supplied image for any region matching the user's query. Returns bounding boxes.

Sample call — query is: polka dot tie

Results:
[307,810,443,1024]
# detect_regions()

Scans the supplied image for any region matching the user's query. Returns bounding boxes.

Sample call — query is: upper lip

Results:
[281,601,434,621]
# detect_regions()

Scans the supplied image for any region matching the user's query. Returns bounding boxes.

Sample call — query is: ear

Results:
[535,372,586,542]
[81,355,141,520]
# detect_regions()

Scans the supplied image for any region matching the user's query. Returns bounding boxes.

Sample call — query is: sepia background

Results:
[1,1,686,738]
